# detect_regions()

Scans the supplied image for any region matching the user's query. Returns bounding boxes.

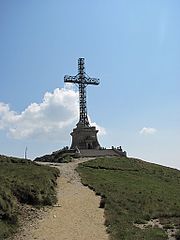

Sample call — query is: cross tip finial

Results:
[78,57,85,64]
[78,57,85,74]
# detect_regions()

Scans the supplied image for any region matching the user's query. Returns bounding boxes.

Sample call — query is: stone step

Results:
[79,149,124,157]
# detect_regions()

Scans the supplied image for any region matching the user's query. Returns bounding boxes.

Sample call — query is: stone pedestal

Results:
[70,124,100,150]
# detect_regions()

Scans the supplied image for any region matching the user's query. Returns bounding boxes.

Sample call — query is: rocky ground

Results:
[10,158,109,240]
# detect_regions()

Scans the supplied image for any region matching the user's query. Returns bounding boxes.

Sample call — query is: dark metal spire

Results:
[64,58,100,127]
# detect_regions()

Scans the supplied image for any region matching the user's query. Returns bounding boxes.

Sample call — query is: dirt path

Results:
[13,159,109,240]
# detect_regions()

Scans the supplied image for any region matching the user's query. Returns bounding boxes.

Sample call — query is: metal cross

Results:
[64,58,100,127]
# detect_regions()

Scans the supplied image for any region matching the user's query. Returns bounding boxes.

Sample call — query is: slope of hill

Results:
[0,155,59,240]
[77,157,180,240]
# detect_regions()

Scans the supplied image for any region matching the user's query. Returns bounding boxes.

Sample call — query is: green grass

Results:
[0,155,59,240]
[77,157,180,240]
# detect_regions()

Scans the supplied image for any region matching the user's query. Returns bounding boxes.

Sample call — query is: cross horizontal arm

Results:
[85,77,100,85]
[64,75,100,85]
[64,75,80,84]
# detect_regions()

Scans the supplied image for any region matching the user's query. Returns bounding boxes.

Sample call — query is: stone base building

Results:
[70,123,100,150]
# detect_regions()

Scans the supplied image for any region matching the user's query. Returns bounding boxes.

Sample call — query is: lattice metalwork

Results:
[64,58,100,127]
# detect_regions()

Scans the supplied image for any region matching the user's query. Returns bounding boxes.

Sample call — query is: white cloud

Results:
[0,87,78,140]
[139,127,157,135]
[0,87,106,141]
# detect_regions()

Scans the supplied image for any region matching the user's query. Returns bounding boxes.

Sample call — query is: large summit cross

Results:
[64,58,100,127]
[64,58,101,150]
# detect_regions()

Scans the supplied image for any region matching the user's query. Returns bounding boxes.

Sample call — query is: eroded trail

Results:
[14,159,109,240]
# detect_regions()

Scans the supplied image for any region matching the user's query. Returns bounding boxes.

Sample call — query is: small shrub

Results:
[99,197,106,208]
[163,223,175,229]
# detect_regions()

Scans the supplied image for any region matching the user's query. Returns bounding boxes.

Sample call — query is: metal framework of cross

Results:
[64,58,100,127]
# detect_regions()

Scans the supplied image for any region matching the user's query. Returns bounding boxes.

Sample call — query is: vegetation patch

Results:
[77,157,180,240]
[0,155,59,240]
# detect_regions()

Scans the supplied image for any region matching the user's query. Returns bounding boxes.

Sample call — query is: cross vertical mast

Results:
[78,58,89,126]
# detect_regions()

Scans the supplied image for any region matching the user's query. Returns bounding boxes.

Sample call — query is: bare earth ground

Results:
[12,158,109,240]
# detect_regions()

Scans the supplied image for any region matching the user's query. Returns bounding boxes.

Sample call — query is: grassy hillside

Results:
[77,157,180,240]
[0,155,59,240]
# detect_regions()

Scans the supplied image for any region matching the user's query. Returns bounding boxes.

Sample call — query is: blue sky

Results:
[0,0,179,169]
